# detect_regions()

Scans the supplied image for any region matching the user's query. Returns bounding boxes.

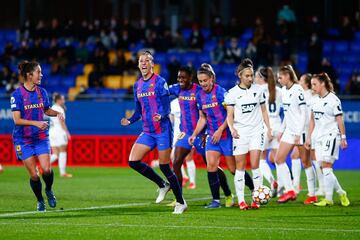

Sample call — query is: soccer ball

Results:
[252,186,271,205]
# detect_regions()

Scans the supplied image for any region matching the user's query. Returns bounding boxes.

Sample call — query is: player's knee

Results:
[42,167,52,175]
[30,174,40,181]
[173,159,182,171]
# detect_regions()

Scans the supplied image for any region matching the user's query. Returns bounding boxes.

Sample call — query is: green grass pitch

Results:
[0,166,359,240]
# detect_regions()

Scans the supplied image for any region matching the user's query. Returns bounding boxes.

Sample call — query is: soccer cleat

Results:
[277,190,297,203]
[238,201,249,210]
[225,194,234,208]
[304,196,318,205]
[182,177,189,187]
[339,192,350,207]
[37,201,46,212]
[45,190,57,208]
[173,201,188,214]
[187,182,196,190]
[155,182,170,203]
[251,201,260,209]
[314,198,334,207]
[205,200,221,209]
[315,189,325,196]
[166,200,177,207]
[61,173,73,178]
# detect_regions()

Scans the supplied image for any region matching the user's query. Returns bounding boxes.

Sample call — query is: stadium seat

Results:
[181,28,192,40]
[83,64,94,76]
[41,64,52,76]
[203,40,217,52]
[68,87,81,101]
[198,53,211,63]
[124,51,132,62]
[46,75,61,88]
[241,28,253,41]
[354,31,360,40]
[104,75,122,89]
[154,64,161,74]
[351,42,360,53]
[155,52,167,65]
[76,75,89,87]
[323,41,333,54]
[333,41,349,53]
[121,75,137,89]
[182,52,198,64]
[61,76,76,88]
[201,28,211,40]
[108,50,117,65]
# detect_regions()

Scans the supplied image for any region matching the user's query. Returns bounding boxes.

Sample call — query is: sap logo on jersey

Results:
[241,103,257,113]
[313,111,324,120]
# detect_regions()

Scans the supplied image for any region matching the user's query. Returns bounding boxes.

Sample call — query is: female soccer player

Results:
[189,63,236,209]
[275,65,316,204]
[305,73,350,207]
[226,59,272,210]
[11,60,62,211]
[121,51,186,214]
[49,93,72,177]
[169,66,234,207]
[255,67,281,196]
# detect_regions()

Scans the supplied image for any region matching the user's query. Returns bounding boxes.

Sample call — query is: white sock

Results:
[186,159,196,184]
[234,170,245,203]
[323,168,334,201]
[278,163,294,192]
[259,159,274,185]
[181,165,188,179]
[252,168,262,189]
[291,158,301,190]
[333,173,345,195]
[59,152,67,175]
[312,160,324,191]
[50,154,58,164]
[275,163,284,190]
[305,167,316,196]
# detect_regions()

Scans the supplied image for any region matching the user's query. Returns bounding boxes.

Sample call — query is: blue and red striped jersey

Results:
[196,84,230,139]
[128,73,171,134]
[10,85,50,144]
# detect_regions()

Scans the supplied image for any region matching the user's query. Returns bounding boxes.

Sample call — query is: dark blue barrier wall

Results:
[1,99,359,169]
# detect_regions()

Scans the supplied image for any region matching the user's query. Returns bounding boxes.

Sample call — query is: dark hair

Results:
[197,63,216,79]
[312,72,334,92]
[18,60,40,81]
[279,65,298,83]
[236,58,253,75]
[178,65,193,77]
[259,67,276,103]
[301,73,312,89]
[53,92,63,103]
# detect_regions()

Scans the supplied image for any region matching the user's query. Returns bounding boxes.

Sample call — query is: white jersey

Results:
[312,92,342,139]
[49,104,65,132]
[260,84,282,133]
[225,84,265,136]
[170,98,181,141]
[281,84,307,135]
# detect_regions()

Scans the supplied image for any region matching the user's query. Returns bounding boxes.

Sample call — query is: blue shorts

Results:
[175,132,206,156]
[135,130,172,151]
[205,136,233,156]
[13,139,51,161]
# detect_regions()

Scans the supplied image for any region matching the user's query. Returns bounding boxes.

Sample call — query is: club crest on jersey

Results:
[212,95,216,99]
[241,103,257,113]
[283,103,290,112]
[16,145,21,151]
[314,111,324,120]
[150,83,154,88]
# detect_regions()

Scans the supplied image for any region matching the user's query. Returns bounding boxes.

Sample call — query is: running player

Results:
[121,51,186,214]
[276,65,316,204]
[226,59,272,210]
[11,60,60,211]
[299,73,324,196]
[255,67,281,196]
[305,73,350,207]
[49,93,72,177]
[169,66,234,207]
[189,63,236,209]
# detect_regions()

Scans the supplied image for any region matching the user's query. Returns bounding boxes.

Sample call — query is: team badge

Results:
[16,145,21,151]
[212,95,216,99]
[150,83,154,88]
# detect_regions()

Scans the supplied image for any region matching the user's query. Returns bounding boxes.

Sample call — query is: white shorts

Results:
[264,131,280,150]
[281,130,306,145]
[314,133,340,163]
[233,132,265,155]
[49,130,68,147]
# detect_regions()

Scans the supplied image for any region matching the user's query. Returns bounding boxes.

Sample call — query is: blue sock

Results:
[42,170,54,191]
[159,163,184,204]
[30,178,44,202]
[129,161,165,188]
[208,171,220,200]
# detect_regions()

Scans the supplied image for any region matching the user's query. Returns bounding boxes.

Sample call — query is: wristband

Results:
[341,134,346,139]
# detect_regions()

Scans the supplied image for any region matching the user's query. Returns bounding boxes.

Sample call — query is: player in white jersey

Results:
[275,65,316,204]
[170,98,196,189]
[255,67,281,196]
[226,58,272,210]
[49,93,72,177]
[305,73,350,207]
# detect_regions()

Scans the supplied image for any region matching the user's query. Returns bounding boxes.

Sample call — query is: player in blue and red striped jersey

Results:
[121,51,186,214]
[11,60,63,211]
[169,66,234,207]
[189,63,237,209]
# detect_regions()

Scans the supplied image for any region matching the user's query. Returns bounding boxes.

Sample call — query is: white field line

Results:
[0,221,359,233]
